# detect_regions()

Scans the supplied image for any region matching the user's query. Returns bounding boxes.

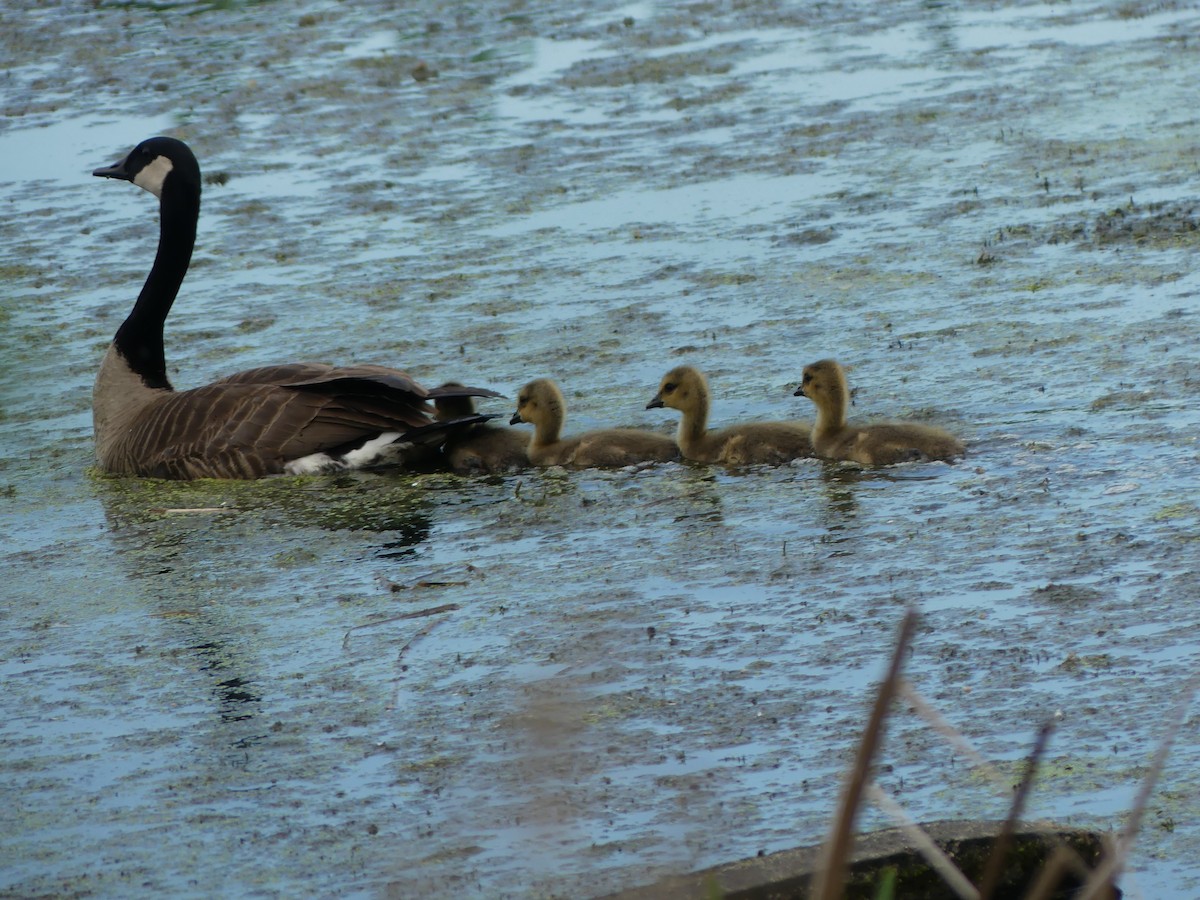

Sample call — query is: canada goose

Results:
[646,365,813,465]
[90,136,498,479]
[509,378,679,468]
[434,385,528,474]
[795,359,964,465]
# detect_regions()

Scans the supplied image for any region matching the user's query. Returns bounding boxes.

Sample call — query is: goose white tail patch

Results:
[284,452,338,476]
[134,155,175,198]
[284,432,412,475]
[343,432,408,467]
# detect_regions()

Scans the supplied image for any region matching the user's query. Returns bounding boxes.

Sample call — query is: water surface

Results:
[2,0,1199,896]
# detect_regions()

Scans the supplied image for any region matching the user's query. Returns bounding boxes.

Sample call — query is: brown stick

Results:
[978,720,1054,900]
[1021,844,1081,900]
[812,607,918,900]
[904,683,1096,893]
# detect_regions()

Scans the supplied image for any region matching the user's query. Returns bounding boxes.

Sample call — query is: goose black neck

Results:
[114,176,199,391]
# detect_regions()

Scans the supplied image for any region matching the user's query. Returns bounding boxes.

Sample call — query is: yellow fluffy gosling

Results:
[647,365,812,465]
[510,378,679,468]
[795,359,964,465]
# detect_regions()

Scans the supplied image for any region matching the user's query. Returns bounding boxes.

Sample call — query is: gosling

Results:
[510,378,679,468]
[434,386,529,475]
[647,365,813,465]
[795,359,964,466]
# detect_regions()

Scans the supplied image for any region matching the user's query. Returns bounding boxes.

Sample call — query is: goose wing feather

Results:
[426,383,505,401]
[210,363,425,395]
[208,362,336,387]
[111,381,469,478]
[211,364,503,403]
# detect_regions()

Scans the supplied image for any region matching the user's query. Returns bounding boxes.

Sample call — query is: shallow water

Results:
[2,0,1199,897]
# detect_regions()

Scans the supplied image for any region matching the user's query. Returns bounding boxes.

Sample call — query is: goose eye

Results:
[664,382,676,393]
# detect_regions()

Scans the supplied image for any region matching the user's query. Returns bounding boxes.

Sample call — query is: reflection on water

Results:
[193,642,263,724]
[80,474,437,746]
[816,463,861,538]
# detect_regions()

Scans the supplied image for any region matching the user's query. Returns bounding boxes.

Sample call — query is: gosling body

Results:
[434,387,529,474]
[647,365,812,465]
[510,378,678,468]
[796,359,964,466]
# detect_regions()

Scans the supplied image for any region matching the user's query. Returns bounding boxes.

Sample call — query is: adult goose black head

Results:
[91,136,499,479]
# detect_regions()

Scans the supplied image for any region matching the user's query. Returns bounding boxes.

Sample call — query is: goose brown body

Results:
[510,378,678,468]
[796,359,964,466]
[434,387,529,475]
[90,137,494,479]
[647,365,812,465]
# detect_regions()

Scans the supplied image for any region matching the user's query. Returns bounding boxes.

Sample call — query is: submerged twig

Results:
[342,603,461,650]
[389,615,452,709]
[375,565,480,592]
[812,607,918,900]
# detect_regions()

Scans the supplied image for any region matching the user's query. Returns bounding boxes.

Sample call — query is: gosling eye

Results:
[663,382,677,393]
[518,394,529,406]
[803,372,812,384]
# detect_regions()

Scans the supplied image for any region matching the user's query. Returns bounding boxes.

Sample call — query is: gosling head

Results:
[93,136,200,200]
[795,359,846,405]
[647,365,707,413]
[510,378,564,429]
[433,383,474,422]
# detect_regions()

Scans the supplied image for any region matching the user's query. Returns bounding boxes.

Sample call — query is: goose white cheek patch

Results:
[133,155,174,198]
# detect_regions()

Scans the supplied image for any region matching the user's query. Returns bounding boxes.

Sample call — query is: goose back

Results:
[96,352,495,479]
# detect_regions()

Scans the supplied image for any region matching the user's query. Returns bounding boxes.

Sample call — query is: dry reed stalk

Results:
[812,608,918,900]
